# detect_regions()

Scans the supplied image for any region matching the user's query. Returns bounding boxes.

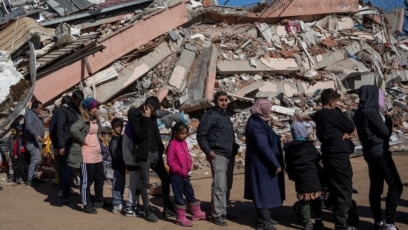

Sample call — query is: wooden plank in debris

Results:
[181,46,214,113]
[94,41,173,103]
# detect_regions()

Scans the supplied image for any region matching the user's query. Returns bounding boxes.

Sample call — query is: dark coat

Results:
[284,140,322,193]
[127,107,164,163]
[353,85,392,160]
[109,135,125,170]
[244,114,285,209]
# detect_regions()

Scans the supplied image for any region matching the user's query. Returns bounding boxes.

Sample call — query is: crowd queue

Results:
[0,87,403,230]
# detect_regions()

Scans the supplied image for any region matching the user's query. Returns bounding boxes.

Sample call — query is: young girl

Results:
[166,121,206,227]
[284,122,324,230]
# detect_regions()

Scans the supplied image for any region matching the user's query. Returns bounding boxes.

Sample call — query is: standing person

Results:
[197,91,239,226]
[126,96,176,223]
[109,118,127,214]
[244,98,285,230]
[311,88,356,230]
[284,122,324,230]
[24,100,45,187]
[70,98,104,214]
[6,120,27,184]
[167,122,206,227]
[58,90,84,203]
[353,85,403,230]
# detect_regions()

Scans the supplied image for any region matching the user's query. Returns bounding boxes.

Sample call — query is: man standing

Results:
[312,89,356,230]
[24,100,45,187]
[197,91,238,226]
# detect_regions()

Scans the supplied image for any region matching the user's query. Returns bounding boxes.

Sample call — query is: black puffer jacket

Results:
[353,85,392,160]
[197,106,235,158]
[284,140,322,193]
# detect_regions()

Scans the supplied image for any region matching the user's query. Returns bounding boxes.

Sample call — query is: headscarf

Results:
[82,98,100,112]
[250,98,272,121]
[290,122,308,140]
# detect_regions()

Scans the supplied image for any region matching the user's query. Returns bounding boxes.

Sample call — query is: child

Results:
[284,122,324,230]
[166,121,206,227]
[109,118,126,214]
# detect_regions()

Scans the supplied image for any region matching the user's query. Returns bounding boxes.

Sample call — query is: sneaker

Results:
[92,201,104,209]
[112,204,123,214]
[25,180,39,187]
[144,208,158,223]
[382,223,398,230]
[304,222,314,230]
[163,207,176,218]
[83,205,97,214]
[213,216,228,226]
[373,221,384,230]
[123,207,135,216]
[134,206,145,217]
[15,177,22,184]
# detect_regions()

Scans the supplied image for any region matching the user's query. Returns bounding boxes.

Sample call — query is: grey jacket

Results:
[24,109,45,148]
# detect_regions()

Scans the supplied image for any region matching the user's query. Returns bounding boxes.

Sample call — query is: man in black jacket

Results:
[126,96,175,222]
[353,85,402,230]
[312,89,355,230]
[197,91,238,226]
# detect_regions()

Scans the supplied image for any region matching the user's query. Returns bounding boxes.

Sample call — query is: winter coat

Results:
[196,106,236,158]
[56,105,82,149]
[166,138,192,178]
[244,114,285,209]
[283,140,322,194]
[312,108,355,159]
[109,135,125,170]
[24,109,45,148]
[127,107,164,165]
[353,85,392,160]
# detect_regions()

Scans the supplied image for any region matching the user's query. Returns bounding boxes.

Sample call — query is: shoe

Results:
[373,221,384,230]
[163,206,176,218]
[57,190,64,199]
[25,180,39,187]
[256,222,276,230]
[382,223,398,230]
[15,177,22,184]
[222,212,239,220]
[134,205,145,217]
[144,208,158,223]
[314,220,325,230]
[112,204,123,214]
[270,219,278,225]
[123,207,135,216]
[62,197,71,205]
[83,205,97,214]
[92,201,104,209]
[304,222,314,230]
[213,216,228,226]
[347,226,358,230]
[7,175,13,183]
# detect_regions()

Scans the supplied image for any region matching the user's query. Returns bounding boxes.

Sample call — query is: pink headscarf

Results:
[250,98,273,121]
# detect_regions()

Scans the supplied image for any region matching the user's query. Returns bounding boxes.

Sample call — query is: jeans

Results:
[126,170,141,207]
[136,151,171,209]
[26,142,42,182]
[112,169,126,206]
[170,173,196,206]
[209,155,229,218]
[367,155,403,224]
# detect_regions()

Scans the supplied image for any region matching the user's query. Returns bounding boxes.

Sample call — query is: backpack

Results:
[122,122,136,166]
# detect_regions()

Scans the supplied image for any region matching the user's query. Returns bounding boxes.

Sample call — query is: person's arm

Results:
[166,141,184,177]
[366,110,392,139]
[196,113,215,158]
[24,111,39,139]
[70,120,86,145]
[336,111,355,134]
[128,108,151,143]
[251,122,280,170]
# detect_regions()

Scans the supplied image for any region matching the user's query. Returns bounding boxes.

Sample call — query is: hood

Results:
[357,85,379,110]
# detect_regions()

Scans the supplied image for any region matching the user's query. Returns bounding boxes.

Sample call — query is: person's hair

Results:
[111,118,124,129]
[61,95,72,106]
[320,88,340,106]
[213,91,228,104]
[144,96,161,111]
[31,100,42,109]
[171,121,189,138]
[71,90,84,103]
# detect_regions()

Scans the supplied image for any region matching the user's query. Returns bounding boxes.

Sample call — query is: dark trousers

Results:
[298,199,323,224]
[366,155,403,224]
[170,173,196,206]
[61,153,73,198]
[322,157,353,230]
[80,162,105,206]
[256,208,272,227]
[136,151,171,209]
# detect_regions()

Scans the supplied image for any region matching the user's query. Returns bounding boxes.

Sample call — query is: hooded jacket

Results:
[353,85,392,160]
[311,107,355,158]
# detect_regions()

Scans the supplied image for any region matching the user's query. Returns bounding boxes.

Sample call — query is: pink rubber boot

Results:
[189,201,207,221]
[176,205,193,227]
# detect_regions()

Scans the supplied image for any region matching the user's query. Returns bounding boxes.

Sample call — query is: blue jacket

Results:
[244,114,285,209]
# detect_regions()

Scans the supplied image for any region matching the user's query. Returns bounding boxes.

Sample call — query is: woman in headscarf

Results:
[244,98,285,230]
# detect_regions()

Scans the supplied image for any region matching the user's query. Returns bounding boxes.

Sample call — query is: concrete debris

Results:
[2,0,408,169]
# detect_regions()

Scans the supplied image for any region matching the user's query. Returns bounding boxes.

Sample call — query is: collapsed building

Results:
[1,0,408,169]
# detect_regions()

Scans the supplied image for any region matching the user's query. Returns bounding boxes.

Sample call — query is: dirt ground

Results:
[1,153,408,230]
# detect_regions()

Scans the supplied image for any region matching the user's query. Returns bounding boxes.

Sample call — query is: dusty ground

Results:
[1,153,408,230]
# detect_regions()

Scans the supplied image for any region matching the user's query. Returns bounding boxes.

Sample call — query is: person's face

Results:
[89,107,98,116]
[34,104,43,115]
[216,95,229,110]
[73,99,81,108]
[328,99,339,109]
[113,125,122,135]
[175,128,188,142]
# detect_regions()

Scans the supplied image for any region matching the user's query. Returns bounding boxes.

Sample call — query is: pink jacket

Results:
[166,139,192,178]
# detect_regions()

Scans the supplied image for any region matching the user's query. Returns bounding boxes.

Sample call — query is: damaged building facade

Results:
[1,0,408,168]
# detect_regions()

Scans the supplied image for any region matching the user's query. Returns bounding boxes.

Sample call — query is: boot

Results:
[189,201,206,221]
[176,205,193,227]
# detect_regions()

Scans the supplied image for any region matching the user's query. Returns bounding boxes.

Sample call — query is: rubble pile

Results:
[1,0,408,167]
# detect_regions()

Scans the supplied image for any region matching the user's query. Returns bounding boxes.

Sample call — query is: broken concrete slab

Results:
[324,58,370,81]
[168,48,196,92]
[217,58,299,75]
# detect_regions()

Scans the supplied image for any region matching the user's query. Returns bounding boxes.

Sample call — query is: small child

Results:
[109,118,126,214]
[284,122,324,230]
[166,121,206,227]
[7,121,26,184]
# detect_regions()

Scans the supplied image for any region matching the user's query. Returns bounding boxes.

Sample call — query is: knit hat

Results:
[82,98,100,112]
[290,122,308,140]
[250,98,273,121]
